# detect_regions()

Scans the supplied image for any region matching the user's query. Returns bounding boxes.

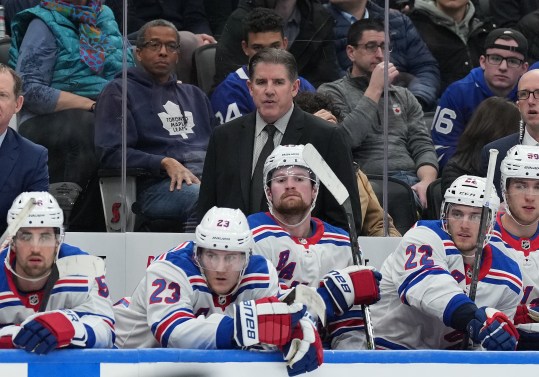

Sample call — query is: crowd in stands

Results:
[4,0,539,364]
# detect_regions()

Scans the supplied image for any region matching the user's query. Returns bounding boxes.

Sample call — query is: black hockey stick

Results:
[302,143,375,350]
[461,148,498,349]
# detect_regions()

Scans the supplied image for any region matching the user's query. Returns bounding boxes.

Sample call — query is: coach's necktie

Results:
[250,124,277,213]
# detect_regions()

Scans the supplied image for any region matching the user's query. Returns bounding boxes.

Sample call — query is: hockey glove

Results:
[0,325,20,349]
[467,307,519,351]
[281,315,323,377]
[318,266,381,316]
[13,309,88,354]
[233,297,306,348]
[514,304,539,325]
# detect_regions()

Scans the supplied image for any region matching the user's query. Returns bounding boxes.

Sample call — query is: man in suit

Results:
[199,48,361,234]
[481,68,539,198]
[0,64,48,233]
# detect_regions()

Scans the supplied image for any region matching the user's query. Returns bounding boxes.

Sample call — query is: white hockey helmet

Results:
[5,192,64,282]
[501,145,539,197]
[194,207,252,272]
[7,192,64,232]
[263,144,320,210]
[441,175,500,235]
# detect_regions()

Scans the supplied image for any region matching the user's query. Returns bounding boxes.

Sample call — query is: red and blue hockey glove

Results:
[467,307,519,351]
[0,325,20,349]
[318,266,381,316]
[281,315,323,376]
[233,297,306,347]
[13,309,88,354]
[514,304,539,325]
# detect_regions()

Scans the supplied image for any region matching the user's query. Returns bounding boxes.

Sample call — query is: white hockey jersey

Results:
[491,213,539,306]
[248,212,353,288]
[372,220,522,350]
[248,212,365,348]
[114,241,279,349]
[0,243,115,348]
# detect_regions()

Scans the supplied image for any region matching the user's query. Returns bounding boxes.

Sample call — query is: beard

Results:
[273,193,311,216]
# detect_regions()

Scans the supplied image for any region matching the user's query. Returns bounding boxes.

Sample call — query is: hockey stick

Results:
[302,143,375,350]
[461,148,499,349]
[0,197,37,249]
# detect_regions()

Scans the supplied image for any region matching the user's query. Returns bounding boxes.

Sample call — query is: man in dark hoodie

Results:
[94,19,216,230]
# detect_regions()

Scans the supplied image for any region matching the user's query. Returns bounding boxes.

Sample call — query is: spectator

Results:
[481,69,539,198]
[211,7,314,125]
[432,28,529,169]
[441,97,520,193]
[8,0,134,188]
[214,0,341,88]
[0,64,48,234]
[199,48,362,235]
[2,0,38,36]
[95,19,216,230]
[319,19,438,209]
[113,206,323,376]
[490,0,539,28]
[294,91,401,237]
[0,192,115,353]
[515,9,539,64]
[372,175,522,350]
[409,0,496,93]
[249,144,381,349]
[494,145,539,350]
[325,0,441,111]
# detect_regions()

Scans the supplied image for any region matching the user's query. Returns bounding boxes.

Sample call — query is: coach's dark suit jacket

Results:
[0,127,49,233]
[480,132,520,199]
[198,106,362,234]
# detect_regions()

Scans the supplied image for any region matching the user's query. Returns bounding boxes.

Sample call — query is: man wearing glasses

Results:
[95,19,217,231]
[319,18,438,210]
[371,175,522,350]
[480,69,539,199]
[432,28,528,170]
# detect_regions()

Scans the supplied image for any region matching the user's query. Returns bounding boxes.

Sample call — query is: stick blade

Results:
[302,144,349,205]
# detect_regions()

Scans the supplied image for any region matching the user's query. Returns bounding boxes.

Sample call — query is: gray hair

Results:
[136,19,180,48]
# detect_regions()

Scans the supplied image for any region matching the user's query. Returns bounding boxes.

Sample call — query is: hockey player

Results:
[372,175,522,350]
[492,145,539,349]
[248,144,381,349]
[114,206,323,376]
[0,192,115,353]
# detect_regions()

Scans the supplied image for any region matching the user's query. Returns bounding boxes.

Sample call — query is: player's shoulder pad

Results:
[56,254,106,279]
[244,254,272,275]
[318,218,349,237]
[489,243,523,281]
[58,243,89,258]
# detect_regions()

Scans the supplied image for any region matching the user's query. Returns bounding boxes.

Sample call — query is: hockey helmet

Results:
[501,145,539,196]
[7,192,64,233]
[195,207,252,272]
[441,175,500,234]
[263,144,319,211]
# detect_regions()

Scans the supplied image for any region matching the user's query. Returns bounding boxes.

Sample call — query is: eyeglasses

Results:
[485,54,524,68]
[517,89,539,101]
[352,42,391,54]
[142,40,180,53]
[15,232,57,247]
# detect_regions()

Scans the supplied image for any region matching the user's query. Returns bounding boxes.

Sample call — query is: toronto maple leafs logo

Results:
[158,101,195,139]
